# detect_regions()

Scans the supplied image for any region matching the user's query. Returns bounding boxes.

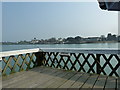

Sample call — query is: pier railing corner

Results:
[1,48,120,77]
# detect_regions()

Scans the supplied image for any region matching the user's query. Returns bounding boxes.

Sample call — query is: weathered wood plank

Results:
[2,66,44,81]
[3,67,46,88]
[59,73,83,88]
[2,67,118,89]
[36,70,69,88]
[3,67,55,88]
[70,73,90,88]
[80,74,99,88]
[27,68,74,88]
[27,71,62,88]
[5,67,58,88]
[104,76,117,89]
[92,75,107,89]
[47,71,77,88]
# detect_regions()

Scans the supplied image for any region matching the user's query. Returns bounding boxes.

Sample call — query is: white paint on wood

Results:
[0,48,40,58]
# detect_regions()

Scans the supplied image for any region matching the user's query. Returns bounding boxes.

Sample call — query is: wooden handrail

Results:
[1,48,119,58]
[1,48,40,58]
[41,48,120,54]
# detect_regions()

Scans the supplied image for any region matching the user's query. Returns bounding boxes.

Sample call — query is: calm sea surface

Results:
[1,43,119,51]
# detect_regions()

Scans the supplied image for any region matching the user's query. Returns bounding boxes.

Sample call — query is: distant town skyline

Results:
[2,33,120,45]
[2,2,118,42]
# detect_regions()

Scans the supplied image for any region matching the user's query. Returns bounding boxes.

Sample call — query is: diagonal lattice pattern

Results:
[1,51,120,77]
[2,53,36,75]
[44,52,120,77]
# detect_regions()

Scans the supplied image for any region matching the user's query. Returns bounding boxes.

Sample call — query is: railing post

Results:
[96,54,101,74]
[35,52,45,67]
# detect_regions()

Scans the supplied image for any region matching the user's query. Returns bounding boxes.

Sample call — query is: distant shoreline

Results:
[1,41,120,45]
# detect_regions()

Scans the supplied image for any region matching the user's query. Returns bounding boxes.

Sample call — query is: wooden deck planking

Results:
[80,74,99,88]
[58,73,83,88]
[2,66,118,89]
[93,75,107,88]
[5,67,58,88]
[104,76,117,89]
[36,70,70,88]
[28,69,67,88]
[70,73,90,88]
[21,70,60,88]
[47,72,76,88]
[2,66,48,87]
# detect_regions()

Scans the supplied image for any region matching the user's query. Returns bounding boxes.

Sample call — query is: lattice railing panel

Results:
[99,54,120,77]
[2,53,37,76]
[1,50,120,77]
[43,52,120,77]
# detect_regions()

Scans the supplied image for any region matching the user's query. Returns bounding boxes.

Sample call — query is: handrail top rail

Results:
[0,48,120,60]
[0,48,40,58]
[41,48,119,50]
[41,48,120,54]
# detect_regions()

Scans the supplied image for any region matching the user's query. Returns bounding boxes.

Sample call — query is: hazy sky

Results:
[2,2,118,42]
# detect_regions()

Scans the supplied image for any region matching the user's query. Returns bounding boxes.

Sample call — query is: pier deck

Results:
[2,66,118,89]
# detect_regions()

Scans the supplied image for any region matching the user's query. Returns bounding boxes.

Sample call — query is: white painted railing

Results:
[1,48,120,59]
[0,48,40,60]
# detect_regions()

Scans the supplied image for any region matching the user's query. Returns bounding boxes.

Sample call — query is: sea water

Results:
[2,43,119,51]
